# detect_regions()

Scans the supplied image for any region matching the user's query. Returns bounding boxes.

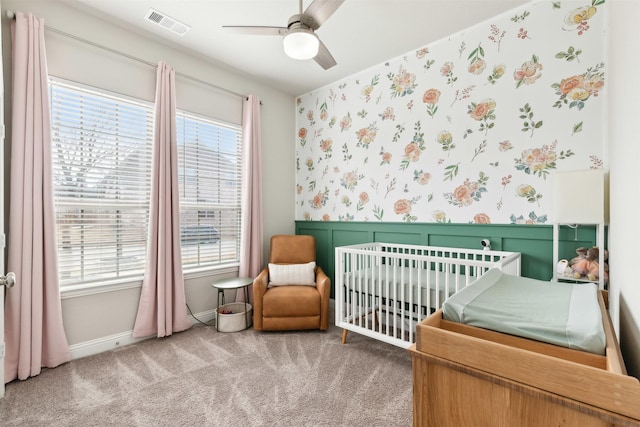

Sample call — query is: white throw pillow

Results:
[268,262,316,287]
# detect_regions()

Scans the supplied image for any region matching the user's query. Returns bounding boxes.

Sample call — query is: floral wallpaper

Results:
[295,0,606,224]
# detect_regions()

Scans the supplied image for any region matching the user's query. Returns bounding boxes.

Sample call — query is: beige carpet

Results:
[0,320,413,426]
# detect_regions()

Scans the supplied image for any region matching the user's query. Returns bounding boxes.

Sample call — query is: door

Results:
[0,3,5,394]
[0,4,5,397]
[0,2,7,398]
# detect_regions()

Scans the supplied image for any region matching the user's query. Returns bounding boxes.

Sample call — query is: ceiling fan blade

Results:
[314,39,337,70]
[222,26,287,36]
[303,0,345,30]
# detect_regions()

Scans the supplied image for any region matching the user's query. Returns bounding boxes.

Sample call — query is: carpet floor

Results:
[0,319,413,426]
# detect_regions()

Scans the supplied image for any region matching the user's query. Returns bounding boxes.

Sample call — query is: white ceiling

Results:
[65,0,530,96]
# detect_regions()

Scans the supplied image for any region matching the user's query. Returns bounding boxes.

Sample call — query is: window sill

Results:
[61,263,240,299]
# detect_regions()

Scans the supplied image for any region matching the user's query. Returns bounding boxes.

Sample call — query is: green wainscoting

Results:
[295,221,604,298]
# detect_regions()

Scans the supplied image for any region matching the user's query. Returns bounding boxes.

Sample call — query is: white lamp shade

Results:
[552,169,609,224]
[283,29,319,60]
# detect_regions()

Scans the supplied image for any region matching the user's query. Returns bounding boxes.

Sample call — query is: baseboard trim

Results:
[68,308,218,360]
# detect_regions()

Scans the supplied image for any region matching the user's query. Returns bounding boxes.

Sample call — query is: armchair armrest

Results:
[315,266,331,330]
[252,267,269,331]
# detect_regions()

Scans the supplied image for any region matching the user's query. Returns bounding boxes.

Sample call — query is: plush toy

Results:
[569,247,589,279]
[568,246,608,283]
[585,246,609,283]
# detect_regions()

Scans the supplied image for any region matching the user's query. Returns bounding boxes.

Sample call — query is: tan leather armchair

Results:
[253,235,330,331]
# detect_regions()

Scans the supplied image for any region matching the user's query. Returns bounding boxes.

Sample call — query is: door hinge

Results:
[1,233,4,249]
[0,343,5,359]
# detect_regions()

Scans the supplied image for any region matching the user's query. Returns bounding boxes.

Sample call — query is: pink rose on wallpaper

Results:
[312,191,326,209]
[416,47,429,59]
[474,213,491,224]
[298,128,307,139]
[558,75,584,94]
[498,140,513,152]
[359,192,369,204]
[341,171,361,191]
[320,138,333,152]
[389,67,417,98]
[422,88,441,118]
[379,107,395,121]
[339,113,352,132]
[404,142,421,162]
[357,128,370,142]
[468,59,486,75]
[356,123,378,148]
[394,199,412,215]
[422,88,441,104]
[452,184,475,206]
[552,63,604,110]
[469,99,495,121]
[380,151,392,165]
[446,174,488,208]
[322,214,330,221]
[440,62,454,76]
[513,56,543,88]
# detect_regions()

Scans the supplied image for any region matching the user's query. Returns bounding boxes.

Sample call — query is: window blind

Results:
[176,112,243,269]
[50,79,154,286]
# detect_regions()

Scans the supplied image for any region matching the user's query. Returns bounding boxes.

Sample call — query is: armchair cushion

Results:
[268,261,316,286]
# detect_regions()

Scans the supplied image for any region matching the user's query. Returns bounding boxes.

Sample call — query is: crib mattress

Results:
[442,268,606,354]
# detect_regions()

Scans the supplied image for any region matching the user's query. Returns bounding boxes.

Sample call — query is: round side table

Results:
[211,277,254,331]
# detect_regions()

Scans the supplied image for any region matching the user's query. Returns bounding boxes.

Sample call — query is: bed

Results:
[334,242,521,348]
[409,271,640,426]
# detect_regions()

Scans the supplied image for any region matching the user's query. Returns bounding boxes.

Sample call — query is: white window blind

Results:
[50,79,154,286]
[176,112,243,269]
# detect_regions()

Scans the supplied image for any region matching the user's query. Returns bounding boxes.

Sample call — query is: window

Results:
[50,78,243,289]
[50,79,154,286]
[176,113,243,269]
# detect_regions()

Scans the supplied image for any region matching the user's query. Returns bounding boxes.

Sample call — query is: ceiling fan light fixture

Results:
[283,27,319,60]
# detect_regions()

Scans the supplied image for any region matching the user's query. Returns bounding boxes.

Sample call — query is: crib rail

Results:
[335,242,521,349]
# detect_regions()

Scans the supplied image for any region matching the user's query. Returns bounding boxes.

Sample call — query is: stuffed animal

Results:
[569,247,589,279]
[569,246,608,283]
[585,246,609,283]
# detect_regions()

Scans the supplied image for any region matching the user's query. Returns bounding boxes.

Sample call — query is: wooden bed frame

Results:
[409,291,640,426]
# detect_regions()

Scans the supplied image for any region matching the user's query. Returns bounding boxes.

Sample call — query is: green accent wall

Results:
[295,221,604,298]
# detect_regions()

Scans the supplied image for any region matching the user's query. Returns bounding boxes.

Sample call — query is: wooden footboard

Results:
[409,291,640,426]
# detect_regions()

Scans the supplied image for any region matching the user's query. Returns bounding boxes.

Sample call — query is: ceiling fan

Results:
[222,0,345,70]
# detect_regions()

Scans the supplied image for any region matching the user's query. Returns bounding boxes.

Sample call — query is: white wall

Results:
[1,0,295,356]
[608,0,640,378]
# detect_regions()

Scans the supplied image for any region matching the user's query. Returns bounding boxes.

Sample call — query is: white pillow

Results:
[268,262,316,287]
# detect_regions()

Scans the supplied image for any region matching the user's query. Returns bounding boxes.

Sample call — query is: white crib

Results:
[335,242,521,349]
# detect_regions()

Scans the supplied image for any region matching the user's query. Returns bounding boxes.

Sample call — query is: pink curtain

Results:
[4,12,70,382]
[133,62,191,338]
[236,95,263,303]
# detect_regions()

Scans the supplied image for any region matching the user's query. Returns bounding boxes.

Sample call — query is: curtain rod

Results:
[5,9,257,102]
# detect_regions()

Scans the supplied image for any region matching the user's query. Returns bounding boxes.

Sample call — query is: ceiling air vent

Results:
[144,9,190,36]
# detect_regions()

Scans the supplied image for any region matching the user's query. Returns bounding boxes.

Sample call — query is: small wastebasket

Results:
[216,302,252,332]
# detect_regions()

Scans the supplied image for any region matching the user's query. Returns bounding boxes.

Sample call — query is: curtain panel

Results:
[133,61,191,338]
[237,95,263,303]
[5,11,70,382]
